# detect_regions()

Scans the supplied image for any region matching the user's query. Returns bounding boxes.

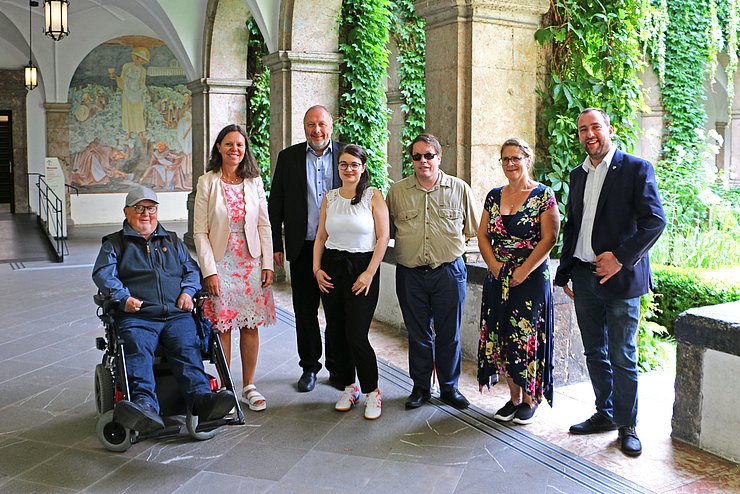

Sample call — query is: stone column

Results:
[264,51,342,168]
[185,78,251,245]
[44,102,72,220]
[414,0,550,204]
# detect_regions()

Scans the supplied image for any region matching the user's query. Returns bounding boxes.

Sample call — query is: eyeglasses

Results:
[500,156,527,164]
[411,152,437,161]
[339,162,363,171]
[130,205,158,214]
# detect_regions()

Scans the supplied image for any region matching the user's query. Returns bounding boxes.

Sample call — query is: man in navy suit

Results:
[554,108,666,457]
[268,105,343,392]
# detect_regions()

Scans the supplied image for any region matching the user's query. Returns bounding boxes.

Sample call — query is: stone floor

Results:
[0,222,737,493]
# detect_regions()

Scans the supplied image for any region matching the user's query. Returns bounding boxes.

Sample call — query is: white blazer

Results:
[193,170,274,278]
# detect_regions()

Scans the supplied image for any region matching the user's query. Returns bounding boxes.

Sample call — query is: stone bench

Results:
[672,301,740,462]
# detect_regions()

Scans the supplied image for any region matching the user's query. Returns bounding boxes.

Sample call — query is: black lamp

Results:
[44,0,69,41]
[24,0,38,90]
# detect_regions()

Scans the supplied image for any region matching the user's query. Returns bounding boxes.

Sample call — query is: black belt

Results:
[575,258,598,273]
[413,261,451,271]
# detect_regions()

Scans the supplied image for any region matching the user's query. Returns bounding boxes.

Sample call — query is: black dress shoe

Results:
[114,399,165,432]
[569,412,618,435]
[618,426,642,456]
[194,390,235,421]
[297,371,317,392]
[439,389,470,410]
[405,387,431,409]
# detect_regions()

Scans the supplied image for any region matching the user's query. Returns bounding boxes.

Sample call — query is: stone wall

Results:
[375,246,590,386]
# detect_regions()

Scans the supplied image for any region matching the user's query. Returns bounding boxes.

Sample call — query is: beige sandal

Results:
[240,384,266,411]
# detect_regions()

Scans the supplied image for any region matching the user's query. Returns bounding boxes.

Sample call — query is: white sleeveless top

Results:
[325,187,376,253]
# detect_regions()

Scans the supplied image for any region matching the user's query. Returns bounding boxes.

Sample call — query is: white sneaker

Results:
[364,389,382,420]
[335,384,360,411]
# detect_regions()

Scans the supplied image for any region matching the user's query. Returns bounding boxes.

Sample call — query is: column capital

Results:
[415,0,550,28]
[264,50,343,75]
[187,78,252,96]
[43,102,72,113]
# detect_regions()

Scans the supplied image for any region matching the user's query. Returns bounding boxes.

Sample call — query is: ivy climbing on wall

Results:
[336,0,392,191]
[535,0,646,253]
[246,18,271,193]
[389,0,426,177]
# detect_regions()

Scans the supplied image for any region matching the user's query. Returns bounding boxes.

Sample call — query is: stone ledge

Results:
[674,301,740,356]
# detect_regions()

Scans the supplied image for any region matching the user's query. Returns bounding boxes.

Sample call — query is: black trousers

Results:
[320,248,380,393]
[290,240,333,374]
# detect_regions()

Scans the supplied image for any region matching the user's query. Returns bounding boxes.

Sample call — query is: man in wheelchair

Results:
[92,186,234,433]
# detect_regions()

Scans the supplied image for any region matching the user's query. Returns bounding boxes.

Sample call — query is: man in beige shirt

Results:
[387,133,480,410]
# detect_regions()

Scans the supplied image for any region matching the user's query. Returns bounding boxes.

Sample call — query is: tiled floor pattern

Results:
[0,222,737,493]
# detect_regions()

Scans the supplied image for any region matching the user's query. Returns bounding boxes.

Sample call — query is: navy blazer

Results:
[554,148,666,299]
[268,140,343,262]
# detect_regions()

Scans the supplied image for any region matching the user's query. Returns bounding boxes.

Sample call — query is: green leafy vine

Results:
[389,0,426,177]
[245,18,271,192]
[336,0,392,191]
[535,0,646,254]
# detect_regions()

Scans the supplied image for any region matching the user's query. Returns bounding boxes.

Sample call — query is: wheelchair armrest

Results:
[93,293,120,314]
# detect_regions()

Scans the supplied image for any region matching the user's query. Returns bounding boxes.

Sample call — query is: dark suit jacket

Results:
[268,140,343,262]
[554,148,666,299]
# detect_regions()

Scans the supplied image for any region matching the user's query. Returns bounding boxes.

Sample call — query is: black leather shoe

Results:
[405,387,431,409]
[569,412,618,435]
[114,399,164,432]
[440,389,470,410]
[618,426,642,456]
[194,390,235,422]
[297,371,317,392]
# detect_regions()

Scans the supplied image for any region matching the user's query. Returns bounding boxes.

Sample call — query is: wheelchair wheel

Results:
[94,364,115,415]
[96,410,132,452]
[186,411,219,441]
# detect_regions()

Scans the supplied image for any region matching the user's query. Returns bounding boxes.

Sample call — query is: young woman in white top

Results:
[313,144,390,419]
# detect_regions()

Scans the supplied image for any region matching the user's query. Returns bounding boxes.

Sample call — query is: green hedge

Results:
[650,265,740,334]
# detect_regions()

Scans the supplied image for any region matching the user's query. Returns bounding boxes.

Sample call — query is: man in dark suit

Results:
[554,108,666,457]
[268,105,343,392]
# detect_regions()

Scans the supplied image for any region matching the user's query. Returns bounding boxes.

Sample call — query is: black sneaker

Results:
[512,403,537,425]
[493,401,519,422]
[569,412,618,435]
[114,399,164,432]
[618,426,642,457]
[194,390,235,422]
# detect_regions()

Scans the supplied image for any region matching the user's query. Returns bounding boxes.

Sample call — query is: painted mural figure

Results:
[110,46,149,141]
[139,141,189,191]
[69,138,129,186]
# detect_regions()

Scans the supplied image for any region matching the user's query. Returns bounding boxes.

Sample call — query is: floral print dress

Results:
[477,183,557,406]
[203,182,276,333]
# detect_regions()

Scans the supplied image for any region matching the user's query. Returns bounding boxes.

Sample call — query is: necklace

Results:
[504,183,533,210]
[221,175,241,184]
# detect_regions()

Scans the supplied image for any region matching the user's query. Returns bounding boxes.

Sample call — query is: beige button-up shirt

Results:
[387,171,480,269]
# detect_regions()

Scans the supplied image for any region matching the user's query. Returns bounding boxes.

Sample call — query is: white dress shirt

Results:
[574,144,616,262]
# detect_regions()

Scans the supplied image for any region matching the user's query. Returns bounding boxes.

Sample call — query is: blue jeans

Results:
[117,314,212,413]
[396,257,466,392]
[571,263,641,426]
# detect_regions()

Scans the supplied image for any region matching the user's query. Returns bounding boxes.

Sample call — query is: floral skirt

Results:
[203,231,276,333]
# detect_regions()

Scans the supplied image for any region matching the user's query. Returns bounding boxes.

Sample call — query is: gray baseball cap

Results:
[125,186,159,207]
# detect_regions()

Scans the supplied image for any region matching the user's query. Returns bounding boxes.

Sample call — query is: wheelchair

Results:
[93,292,244,452]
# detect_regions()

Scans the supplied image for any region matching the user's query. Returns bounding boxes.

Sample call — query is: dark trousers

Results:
[571,263,641,426]
[290,240,333,374]
[320,249,380,394]
[396,257,466,392]
[117,313,211,413]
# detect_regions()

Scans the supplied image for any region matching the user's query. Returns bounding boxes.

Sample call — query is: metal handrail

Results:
[33,174,67,262]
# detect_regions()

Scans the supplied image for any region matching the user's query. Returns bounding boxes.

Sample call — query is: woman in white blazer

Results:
[194,124,275,411]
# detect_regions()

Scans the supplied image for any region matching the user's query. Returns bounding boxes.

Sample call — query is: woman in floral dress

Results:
[194,124,275,411]
[477,138,560,424]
